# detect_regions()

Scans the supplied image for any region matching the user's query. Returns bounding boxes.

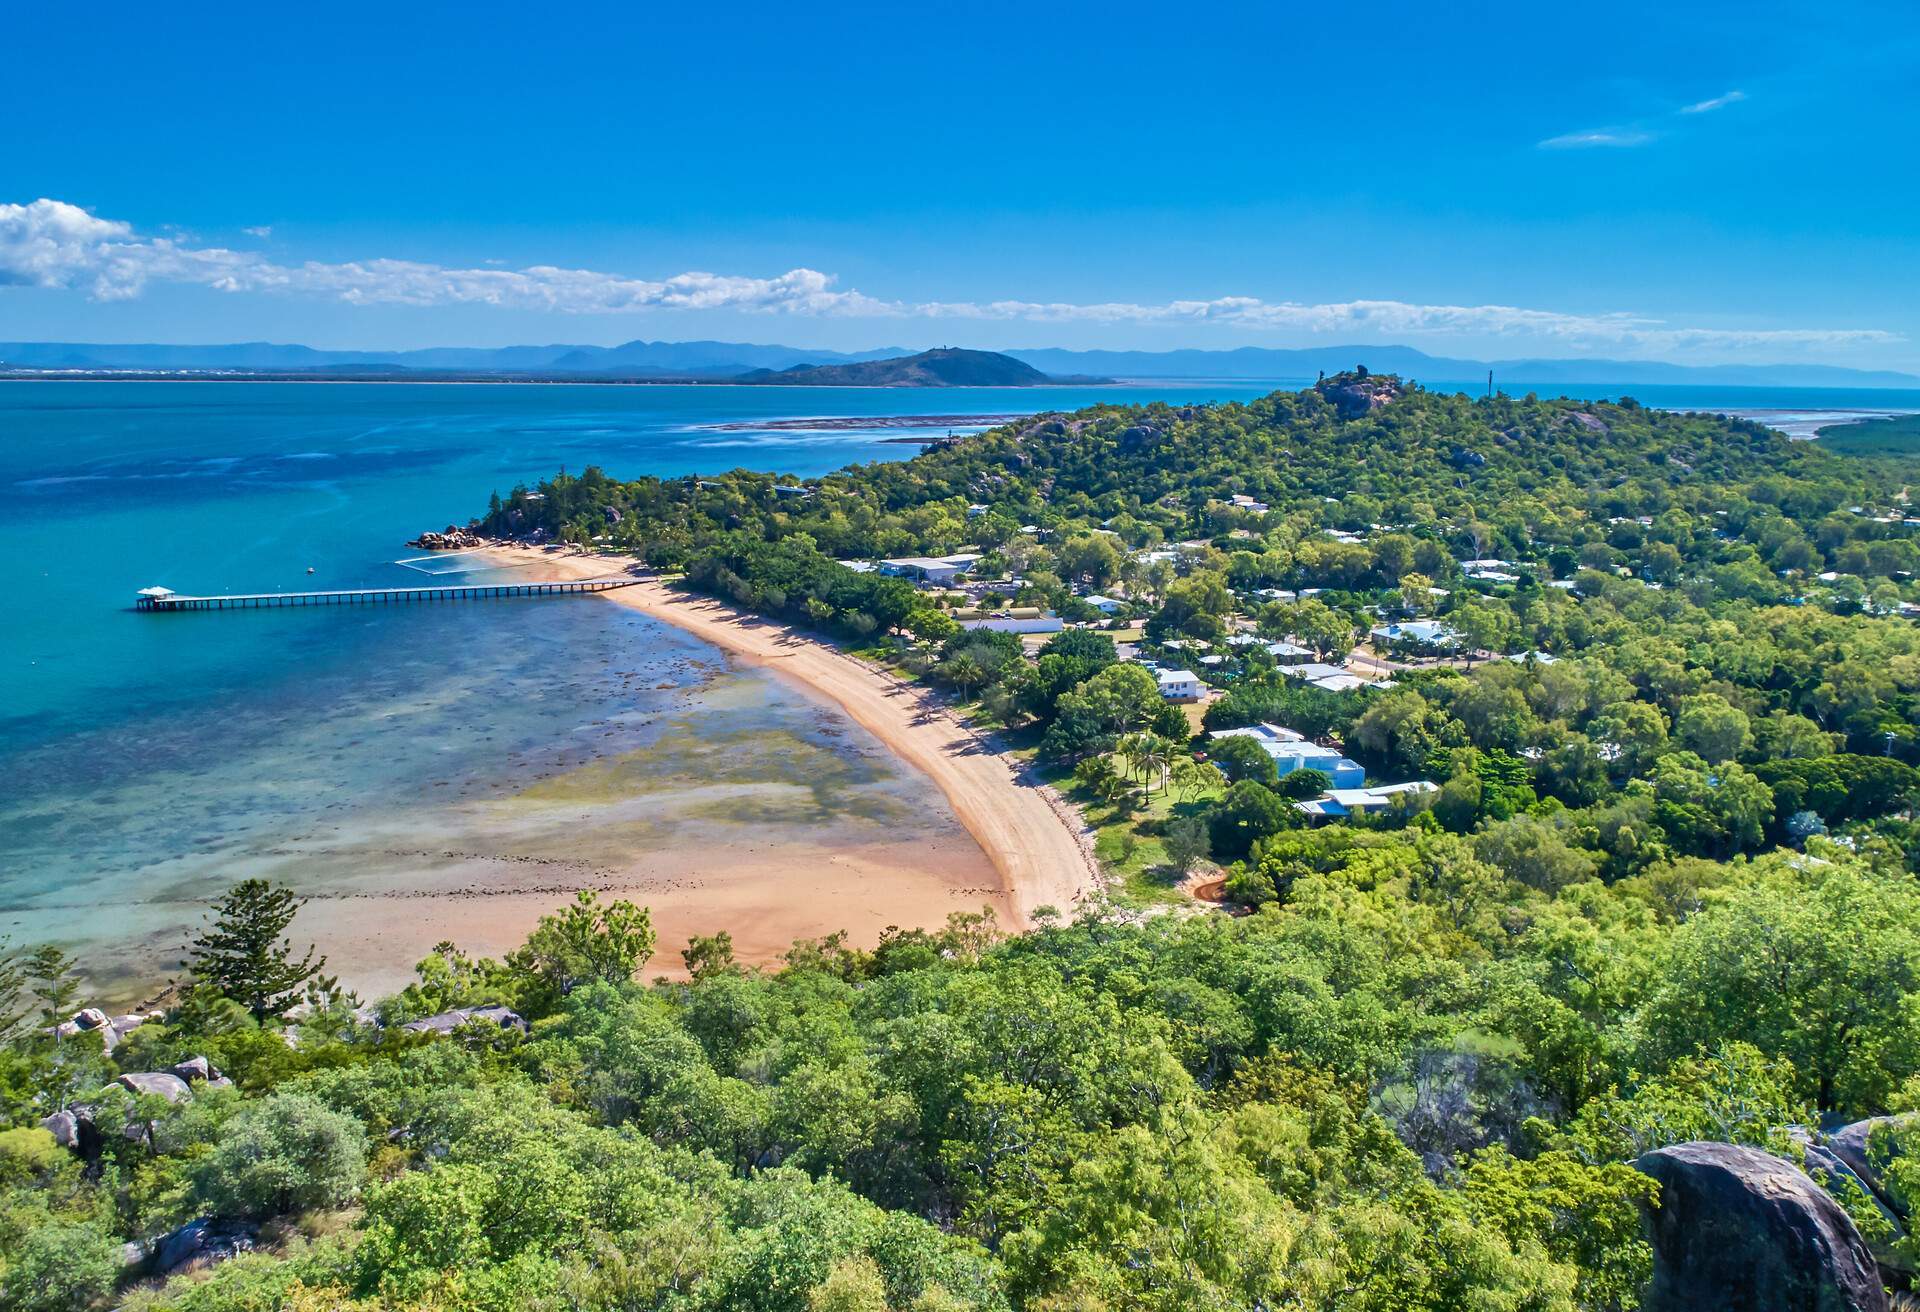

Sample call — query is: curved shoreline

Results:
[481,547,1102,929]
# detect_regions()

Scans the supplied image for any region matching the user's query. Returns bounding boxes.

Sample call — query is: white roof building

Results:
[1370,620,1458,648]
[1296,780,1438,819]
[1282,662,1350,682]
[879,553,983,584]
[1156,669,1203,701]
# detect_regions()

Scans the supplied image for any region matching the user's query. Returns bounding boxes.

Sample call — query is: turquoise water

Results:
[2,378,1907,994]
[3,381,1278,740]
[0,379,1276,993]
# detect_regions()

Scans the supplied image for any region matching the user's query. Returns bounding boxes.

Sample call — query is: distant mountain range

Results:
[736,348,1095,387]
[1,337,1915,389]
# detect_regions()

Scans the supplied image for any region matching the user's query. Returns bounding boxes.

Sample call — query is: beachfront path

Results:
[492,549,1103,930]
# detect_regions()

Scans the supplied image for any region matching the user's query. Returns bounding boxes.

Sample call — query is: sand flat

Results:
[479,547,1102,932]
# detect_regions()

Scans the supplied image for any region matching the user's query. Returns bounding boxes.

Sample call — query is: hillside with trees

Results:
[733,348,1078,387]
[7,373,1920,1309]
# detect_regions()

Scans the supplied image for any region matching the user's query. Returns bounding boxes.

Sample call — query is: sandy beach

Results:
[480,546,1102,933]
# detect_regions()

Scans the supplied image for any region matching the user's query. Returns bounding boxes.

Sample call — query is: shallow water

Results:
[3,377,1904,998]
[0,379,1272,998]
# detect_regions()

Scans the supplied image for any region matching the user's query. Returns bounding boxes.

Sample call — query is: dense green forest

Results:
[8,375,1920,1310]
[1818,411,1920,459]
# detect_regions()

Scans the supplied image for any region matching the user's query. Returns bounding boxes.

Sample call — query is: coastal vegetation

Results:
[8,374,1920,1308]
[1818,411,1920,458]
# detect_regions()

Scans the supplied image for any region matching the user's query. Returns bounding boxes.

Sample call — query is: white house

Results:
[1229,493,1270,513]
[1083,595,1127,615]
[961,615,1065,635]
[1296,780,1437,820]
[1156,669,1203,702]
[879,553,983,585]
[1265,640,1315,663]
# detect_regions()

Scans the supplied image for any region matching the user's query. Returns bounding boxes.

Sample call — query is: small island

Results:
[733,346,1107,387]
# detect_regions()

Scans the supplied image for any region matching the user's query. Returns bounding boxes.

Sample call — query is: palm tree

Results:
[1120,733,1175,796]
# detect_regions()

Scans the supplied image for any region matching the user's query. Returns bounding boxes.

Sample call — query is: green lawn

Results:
[1038,757,1224,902]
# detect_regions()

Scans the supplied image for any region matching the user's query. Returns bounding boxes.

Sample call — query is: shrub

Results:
[190,1093,368,1221]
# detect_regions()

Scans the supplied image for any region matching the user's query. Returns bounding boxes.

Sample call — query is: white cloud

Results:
[0,198,1899,358]
[0,198,881,315]
[1541,88,1748,151]
[900,294,1896,354]
[242,225,273,238]
[1538,128,1655,149]
[1680,89,1747,114]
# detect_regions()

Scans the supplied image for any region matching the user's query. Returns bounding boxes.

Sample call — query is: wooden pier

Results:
[134,578,640,612]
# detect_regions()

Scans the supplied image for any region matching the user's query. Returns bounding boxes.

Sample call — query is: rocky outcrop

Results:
[117,1072,191,1103]
[52,1007,156,1053]
[1316,369,1402,420]
[1829,1116,1919,1216]
[151,1218,257,1277]
[42,1057,230,1160]
[407,525,484,551]
[1791,1126,1909,1276]
[40,1108,99,1156]
[399,1005,526,1036]
[166,1055,233,1088]
[1635,1140,1887,1312]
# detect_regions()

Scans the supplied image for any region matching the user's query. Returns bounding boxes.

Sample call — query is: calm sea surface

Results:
[0,380,1273,987]
[1,378,1910,986]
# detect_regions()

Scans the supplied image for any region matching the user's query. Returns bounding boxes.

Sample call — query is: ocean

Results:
[0,380,1274,999]
[2,378,1912,999]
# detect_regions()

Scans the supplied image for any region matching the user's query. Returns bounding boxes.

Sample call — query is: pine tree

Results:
[187,880,326,1022]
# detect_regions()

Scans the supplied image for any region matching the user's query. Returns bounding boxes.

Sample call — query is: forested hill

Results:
[11,372,1920,1311]
[486,370,1888,564]
[733,347,1073,387]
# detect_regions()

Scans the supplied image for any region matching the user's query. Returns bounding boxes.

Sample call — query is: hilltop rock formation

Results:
[1316,367,1403,420]
[1635,1140,1887,1312]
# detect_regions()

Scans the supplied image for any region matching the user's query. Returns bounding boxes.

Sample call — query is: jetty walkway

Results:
[133,577,640,612]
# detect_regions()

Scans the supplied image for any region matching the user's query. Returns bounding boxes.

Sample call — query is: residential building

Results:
[1295,780,1438,820]
[1370,620,1459,650]
[1208,723,1365,788]
[878,553,983,585]
[1156,669,1203,701]
[960,614,1065,635]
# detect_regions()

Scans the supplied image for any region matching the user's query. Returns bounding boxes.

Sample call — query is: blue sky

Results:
[3,0,1916,366]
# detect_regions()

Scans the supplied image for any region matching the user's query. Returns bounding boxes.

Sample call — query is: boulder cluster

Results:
[53,1005,158,1053]
[398,1003,526,1036]
[41,1055,234,1157]
[406,524,484,550]
[1637,1118,1920,1312]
